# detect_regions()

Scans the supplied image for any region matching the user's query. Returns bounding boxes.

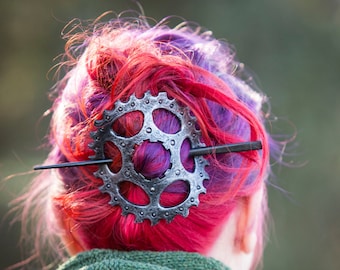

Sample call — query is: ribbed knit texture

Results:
[57,249,230,270]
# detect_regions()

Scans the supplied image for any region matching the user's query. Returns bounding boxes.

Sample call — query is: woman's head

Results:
[24,15,271,269]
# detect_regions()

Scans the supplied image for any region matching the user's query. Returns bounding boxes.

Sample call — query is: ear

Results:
[235,186,264,254]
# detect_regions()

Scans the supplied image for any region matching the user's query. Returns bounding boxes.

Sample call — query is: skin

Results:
[61,187,263,270]
[206,187,263,270]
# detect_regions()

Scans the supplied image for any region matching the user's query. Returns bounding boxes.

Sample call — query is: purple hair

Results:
[13,14,277,269]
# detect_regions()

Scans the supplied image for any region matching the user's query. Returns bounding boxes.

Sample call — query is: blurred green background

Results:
[1,0,339,269]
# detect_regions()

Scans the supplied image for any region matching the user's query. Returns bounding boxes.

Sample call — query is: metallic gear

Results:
[89,91,209,225]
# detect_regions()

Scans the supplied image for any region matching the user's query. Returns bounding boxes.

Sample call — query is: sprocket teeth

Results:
[91,91,209,224]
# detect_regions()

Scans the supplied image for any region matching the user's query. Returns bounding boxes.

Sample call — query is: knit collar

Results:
[57,249,230,270]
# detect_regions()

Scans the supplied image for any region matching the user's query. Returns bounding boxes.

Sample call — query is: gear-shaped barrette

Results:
[33,91,263,225]
[89,91,209,224]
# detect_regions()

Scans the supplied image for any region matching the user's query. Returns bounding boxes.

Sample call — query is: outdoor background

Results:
[1,0,339,269]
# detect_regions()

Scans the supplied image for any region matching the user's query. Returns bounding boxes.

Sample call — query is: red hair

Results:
[16,15,271,268]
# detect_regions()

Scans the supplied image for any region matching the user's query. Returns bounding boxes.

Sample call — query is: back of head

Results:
[22,14,271,269]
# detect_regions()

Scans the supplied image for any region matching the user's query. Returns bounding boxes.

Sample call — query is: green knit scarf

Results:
[57,249,230,270]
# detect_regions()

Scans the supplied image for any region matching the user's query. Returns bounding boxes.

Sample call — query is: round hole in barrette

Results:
[104,141,122,173]
[159,180,189,208]
[118,181,150,206]
[152,108,181,134]
[180,138,195,172]
[112,111,144,137]
[133,140,171,180]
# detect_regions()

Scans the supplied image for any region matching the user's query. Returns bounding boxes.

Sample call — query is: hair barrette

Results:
[33,141,262,170]
[33,91,262,224]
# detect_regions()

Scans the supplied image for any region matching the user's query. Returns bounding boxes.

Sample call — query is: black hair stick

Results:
[189,141,262,156]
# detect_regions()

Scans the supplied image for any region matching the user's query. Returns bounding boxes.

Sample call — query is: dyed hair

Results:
[18,14,272,269]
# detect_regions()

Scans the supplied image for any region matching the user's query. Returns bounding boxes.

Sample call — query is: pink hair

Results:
[15,15,271,268]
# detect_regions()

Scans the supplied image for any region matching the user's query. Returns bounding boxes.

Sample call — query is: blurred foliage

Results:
[1,0,340,269]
